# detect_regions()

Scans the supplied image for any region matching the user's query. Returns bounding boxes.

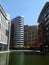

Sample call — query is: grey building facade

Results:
[12,16,24,48]
[38,2,49,51]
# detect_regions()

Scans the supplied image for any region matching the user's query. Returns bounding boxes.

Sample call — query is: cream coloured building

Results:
[0,4,10,51]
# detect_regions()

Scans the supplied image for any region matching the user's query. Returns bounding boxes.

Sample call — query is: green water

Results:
[0,52,49,65]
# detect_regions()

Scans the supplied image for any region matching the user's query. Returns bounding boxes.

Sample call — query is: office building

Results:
[24,25,38,47]
[12,16,24,48]
[0,4,10,51]
[38,2,49,48]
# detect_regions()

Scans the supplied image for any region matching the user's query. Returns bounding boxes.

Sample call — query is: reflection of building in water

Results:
[0,53,9,65]
[0,4,11,51]
[9,52,24,65]
[19,52,24,65]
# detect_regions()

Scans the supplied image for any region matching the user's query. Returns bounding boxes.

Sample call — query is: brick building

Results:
[24,25,38,47]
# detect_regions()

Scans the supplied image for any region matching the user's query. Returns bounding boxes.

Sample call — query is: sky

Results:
[0,0,49,25]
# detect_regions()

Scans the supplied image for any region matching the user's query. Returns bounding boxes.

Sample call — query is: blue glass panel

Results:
[47,10,49,14]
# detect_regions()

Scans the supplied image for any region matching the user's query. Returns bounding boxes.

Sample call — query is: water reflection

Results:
[0,52,49,65]
[9,52,49,65]
[9,52,24,65]
[19,52,24,65]
[0,53,9,65]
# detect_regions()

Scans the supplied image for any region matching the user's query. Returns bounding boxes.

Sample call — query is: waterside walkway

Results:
[0,50,49,55]
[0,50,40,53]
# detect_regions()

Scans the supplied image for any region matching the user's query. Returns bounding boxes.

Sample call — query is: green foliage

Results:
[24,45,30,48]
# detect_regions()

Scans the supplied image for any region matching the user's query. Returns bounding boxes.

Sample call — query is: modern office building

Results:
[0,4,10,51]
[38,2,49,48]
[24,25,38,47]
[12,16,24,48]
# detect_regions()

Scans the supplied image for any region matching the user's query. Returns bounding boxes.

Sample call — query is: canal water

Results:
[0,52,49,65]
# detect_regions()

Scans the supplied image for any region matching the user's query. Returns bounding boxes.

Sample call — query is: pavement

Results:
[0,50,40,53]
[0,51,10,54]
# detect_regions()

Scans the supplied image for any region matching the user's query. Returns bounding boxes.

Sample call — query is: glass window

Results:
[47,15,49,18]
[46,32,49,36]
[6,29,9,36]
[47,10,49,14]
[46,27,48,30]
[44,13,47,18]
[45,18,47,21]
[45,20,49,25]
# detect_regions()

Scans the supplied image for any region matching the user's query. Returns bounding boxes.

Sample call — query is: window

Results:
[47,10,49,14]
[46,32,49,36]
[45,18,47,21]
[46,27,48,30]
[44,13,47,18]
[6,29,9,36]
[47,15,49,18]
[45,20,49,25]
